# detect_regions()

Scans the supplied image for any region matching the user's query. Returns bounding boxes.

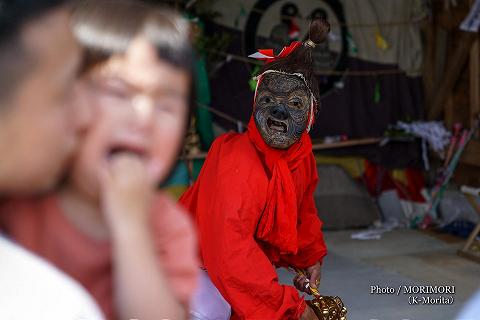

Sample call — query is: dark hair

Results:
[71,0,194,75]
[71,0,196,122]
[0,0,66,103]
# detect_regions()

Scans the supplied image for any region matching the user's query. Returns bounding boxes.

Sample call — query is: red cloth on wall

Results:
[180,117,327,319]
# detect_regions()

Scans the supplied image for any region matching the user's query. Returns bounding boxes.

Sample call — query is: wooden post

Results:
[457,193,480,264]
[423,20,437,115]
[470,35,479,131]
[428,31,477,120]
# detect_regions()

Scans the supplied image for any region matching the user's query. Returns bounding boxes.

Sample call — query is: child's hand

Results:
[100,154,186,320]
[99,153,154,232]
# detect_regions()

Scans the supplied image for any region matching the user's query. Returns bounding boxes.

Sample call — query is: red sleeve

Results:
[279,158,327,269]
[201,197,306,320]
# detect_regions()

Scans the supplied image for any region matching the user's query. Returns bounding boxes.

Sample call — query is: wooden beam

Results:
[428,31,477,120]
[457,249,480,264]
[312,138,381,150]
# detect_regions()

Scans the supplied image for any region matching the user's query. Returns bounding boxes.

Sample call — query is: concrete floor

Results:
[278,229,480,320]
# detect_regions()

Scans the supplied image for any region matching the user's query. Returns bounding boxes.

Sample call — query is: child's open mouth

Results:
[107,144,147,159]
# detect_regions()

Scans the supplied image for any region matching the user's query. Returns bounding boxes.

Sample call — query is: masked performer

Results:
[182,19,330,320]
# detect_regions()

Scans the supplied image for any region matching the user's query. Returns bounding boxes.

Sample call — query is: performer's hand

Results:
[299,305,317,320]
[293,262,322,294]
[293,273,310,294]
[306,262,322,292]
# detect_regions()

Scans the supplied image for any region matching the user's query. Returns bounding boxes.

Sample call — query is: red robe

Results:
[180,117,327,319]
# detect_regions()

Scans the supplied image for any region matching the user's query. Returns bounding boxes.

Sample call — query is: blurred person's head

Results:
[67,0,194,202]
[0,1,88,195]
